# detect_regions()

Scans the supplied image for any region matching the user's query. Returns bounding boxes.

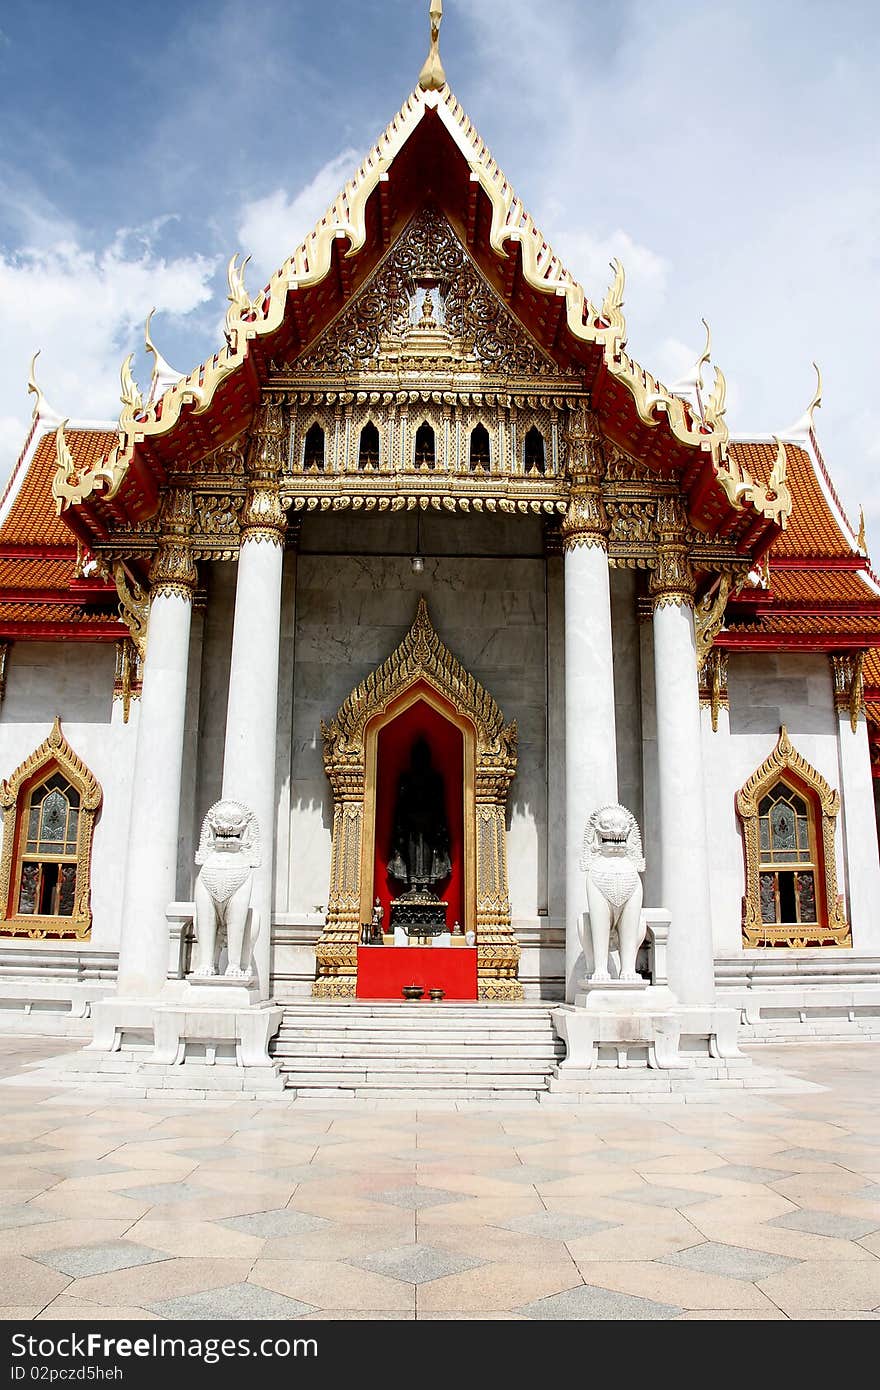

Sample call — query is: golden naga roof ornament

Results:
[144,308,184,405]
[857,505,867,554]
[419,0,446,91]
[225,253,256,350]
[600,259,626,348]
[119,353,145,431]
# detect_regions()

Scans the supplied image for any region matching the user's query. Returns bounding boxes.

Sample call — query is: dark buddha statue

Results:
[387,737,451,898]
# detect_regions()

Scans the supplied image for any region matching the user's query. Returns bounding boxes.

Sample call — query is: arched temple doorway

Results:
[315,599,521,998]
[365,685,472,938]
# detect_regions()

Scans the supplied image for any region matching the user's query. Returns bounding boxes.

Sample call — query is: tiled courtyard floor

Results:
[0,1036,879,1320]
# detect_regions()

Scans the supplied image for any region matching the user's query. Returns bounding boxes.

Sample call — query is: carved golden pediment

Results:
[321,597,517,783]
[297,208,562,381]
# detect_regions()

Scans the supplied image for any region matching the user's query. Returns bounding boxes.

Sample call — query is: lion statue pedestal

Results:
[553,803,688,1074]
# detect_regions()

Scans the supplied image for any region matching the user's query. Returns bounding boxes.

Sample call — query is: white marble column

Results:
[651,565,715,1005]
[220,407,288,1000]
[563,523,618,1000]
[833,655,880,951]
[117,580,195,998]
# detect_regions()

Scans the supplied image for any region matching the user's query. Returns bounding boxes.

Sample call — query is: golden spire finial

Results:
[857,505,867,553]
[419,0,446,92]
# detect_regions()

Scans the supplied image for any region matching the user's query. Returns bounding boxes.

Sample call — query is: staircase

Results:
[270,1000,565,1100]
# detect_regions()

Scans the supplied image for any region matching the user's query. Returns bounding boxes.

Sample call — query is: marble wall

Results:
[702,651,847,954]
[0,642,137,949]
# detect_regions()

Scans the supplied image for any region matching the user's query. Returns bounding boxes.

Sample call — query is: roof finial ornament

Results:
[857,505,867,554]
[669,318,711,412]
[144,308,184,405]
[27,350,63,426]
[778,361,822,441]
[419,0,446,92]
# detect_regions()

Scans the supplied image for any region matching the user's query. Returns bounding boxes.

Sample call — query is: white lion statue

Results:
[193,800,261,979]
[580,804,646,983]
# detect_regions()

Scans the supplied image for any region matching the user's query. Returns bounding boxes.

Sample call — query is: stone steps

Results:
[271,1000,563,1098]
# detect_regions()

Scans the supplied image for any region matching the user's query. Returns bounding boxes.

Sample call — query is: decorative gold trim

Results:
[694,576,731,666]
[149,488,197,597]
[831,652,866,734]
[698,648,729,733]
[113,564,149,660]
[0,718,102,940]
[314,598,521,998]
[736,726,850,948]
[113,638,142,724]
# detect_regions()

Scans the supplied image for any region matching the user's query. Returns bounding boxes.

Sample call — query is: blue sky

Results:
[1,0,878,529]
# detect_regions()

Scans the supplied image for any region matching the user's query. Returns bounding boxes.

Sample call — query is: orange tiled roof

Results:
[0,429,117,547]
[0,602,117,624]
[0,556,76,590]
[0,427,123,636]
[765,568,878,606]
[729,614,880,636]
[865,648,880,692]
[729,440,855,559]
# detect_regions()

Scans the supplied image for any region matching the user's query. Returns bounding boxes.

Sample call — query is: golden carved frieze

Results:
[0,719,102,940]
[736,726,850,949]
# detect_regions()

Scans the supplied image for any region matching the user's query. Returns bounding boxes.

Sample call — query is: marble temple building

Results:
[1,3,879,1099]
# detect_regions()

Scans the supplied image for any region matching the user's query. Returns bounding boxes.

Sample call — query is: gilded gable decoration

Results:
[297,208,558,378]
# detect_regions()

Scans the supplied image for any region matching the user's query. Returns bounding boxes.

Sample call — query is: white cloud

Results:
[0,228,218,484]
[237,150,360,287]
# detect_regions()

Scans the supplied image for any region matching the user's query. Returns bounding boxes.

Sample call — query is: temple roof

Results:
[0,428,122,639]
[46,79,786,555]
[721,439,879,652]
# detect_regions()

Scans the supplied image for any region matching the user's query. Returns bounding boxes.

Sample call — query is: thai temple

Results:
[1,3,878,1098]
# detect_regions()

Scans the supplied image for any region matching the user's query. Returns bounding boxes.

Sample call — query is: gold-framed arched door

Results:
[315,599,521,998]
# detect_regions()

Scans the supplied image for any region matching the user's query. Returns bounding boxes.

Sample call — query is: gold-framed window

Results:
[0,718,102,940]
[757,783,819,929]
[736,725,850,948]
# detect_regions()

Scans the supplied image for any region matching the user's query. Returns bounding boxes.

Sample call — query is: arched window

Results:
[736,726,850,948]
[469,424,491,471]
[757,784,817,928]
[414,421,436,469]
[358,422,380,470]
[524,426,545,474]
[1,719,102,940]
[303,422,325,471]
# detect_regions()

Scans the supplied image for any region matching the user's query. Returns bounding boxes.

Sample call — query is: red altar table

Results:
[356,946,477,1000]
